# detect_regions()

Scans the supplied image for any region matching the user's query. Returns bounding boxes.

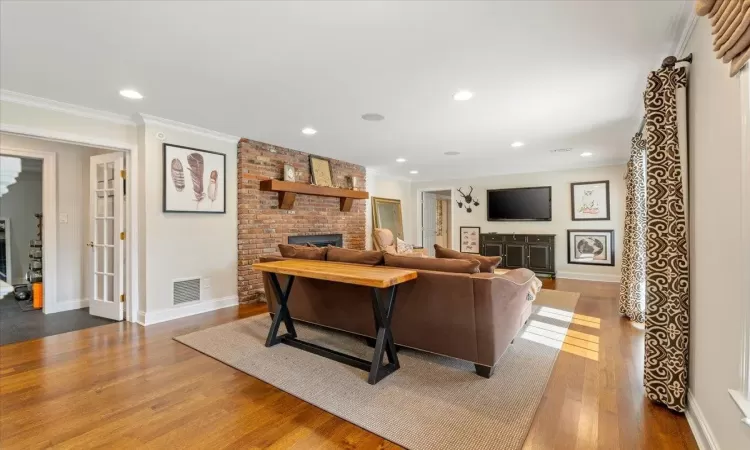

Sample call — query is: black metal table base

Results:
[265,273,400,385]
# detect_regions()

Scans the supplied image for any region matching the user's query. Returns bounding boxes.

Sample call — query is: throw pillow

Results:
[396,238,414,254]
[434,244,501,273]
[384,253,480,274]
[278,243,327,260]
[326,246,384,265]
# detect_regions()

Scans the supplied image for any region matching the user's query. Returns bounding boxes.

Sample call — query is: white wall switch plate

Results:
[202,277,211,289]
[59,213,68,224]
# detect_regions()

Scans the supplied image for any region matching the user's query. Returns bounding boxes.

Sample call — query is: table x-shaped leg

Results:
[265,273,296,346]
[368,285,400,384]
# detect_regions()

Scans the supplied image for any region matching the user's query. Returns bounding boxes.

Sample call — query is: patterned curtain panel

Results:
[643,66,690,413]
[695,0,750,76]
[619,134,647,323]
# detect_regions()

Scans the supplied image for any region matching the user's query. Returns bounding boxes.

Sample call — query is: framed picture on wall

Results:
[571,180,610,220]
[460,226,481,254]
[163,143,226,213]
[567,229,615,266]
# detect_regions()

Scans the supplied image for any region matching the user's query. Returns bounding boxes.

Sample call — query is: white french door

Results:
[422,192,437,256]
[88,153,125,321]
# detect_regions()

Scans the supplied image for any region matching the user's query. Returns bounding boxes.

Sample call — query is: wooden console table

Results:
[252,259,417,384]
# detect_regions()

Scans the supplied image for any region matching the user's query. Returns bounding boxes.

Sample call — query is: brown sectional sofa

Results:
[260,253,536,378]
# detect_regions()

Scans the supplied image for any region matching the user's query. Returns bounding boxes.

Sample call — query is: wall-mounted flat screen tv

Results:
[487,186,552,221]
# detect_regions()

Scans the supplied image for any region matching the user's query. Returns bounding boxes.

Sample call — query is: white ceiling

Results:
[0,1,692,181]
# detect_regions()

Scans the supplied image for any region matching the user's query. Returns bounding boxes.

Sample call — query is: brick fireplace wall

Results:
[237,138,367,302]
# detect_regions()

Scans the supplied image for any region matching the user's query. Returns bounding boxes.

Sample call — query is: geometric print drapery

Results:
[619,133,648,323]
[643,66,690,413]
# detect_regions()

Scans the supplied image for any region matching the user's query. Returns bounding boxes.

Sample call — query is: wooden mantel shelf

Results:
[259,179,369,212]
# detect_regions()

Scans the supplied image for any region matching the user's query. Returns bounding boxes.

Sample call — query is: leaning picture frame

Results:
[309,155,334,187]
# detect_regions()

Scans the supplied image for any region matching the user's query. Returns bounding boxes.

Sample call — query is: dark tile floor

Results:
[0,293,116,345]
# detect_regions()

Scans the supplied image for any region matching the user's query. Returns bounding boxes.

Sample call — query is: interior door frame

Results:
[0,216,11,284]
[416,186,457,251]
[0,132,139,322]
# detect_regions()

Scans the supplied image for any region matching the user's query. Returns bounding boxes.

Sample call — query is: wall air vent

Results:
[549,148,572,153]
[173,278,201,305]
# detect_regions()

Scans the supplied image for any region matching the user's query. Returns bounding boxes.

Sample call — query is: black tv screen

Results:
[487,186,552,221]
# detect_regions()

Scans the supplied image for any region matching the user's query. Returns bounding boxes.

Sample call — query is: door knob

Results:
[87,241,94,248]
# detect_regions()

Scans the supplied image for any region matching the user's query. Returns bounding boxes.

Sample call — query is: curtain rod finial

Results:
[662,53,693,68]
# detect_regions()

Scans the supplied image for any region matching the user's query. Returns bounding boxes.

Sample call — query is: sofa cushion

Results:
[327,246,384,265]
[384,253,480,274]
[278,243,327,260]
[434,244,501,273]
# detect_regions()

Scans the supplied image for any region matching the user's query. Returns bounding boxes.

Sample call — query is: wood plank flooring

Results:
[0,279,698,449]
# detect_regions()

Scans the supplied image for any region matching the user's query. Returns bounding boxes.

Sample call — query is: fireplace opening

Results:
[288,234,343,248]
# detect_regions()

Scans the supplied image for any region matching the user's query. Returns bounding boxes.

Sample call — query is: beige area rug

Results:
[175,289,580,450]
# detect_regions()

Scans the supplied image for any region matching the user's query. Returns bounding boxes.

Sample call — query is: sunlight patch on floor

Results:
[521,318,600,361]
[537,307,601,329]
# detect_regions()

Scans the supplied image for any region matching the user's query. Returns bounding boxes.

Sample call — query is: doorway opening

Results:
[421,190,452,257]
[0,136,127,345]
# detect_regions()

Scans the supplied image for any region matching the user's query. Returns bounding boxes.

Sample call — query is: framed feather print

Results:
[163,143,226,213]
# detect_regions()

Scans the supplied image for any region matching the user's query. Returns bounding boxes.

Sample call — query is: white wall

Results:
[683,18,750,449]
[365,171,413,250]
[412,165,626,282]
[137,119,238,323]
[0,166,42,284]
[0,133,110,309]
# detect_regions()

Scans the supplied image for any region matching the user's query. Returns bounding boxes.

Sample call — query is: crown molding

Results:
[135,113,239,144]
[0,89,135,126]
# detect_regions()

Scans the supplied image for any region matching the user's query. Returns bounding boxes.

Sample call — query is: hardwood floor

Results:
[0,279,698,449]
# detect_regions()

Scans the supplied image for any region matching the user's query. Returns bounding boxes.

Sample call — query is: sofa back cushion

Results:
[278,243,327,260]
[434,244,501,273]
[384,253,480,274]
[326,246,384,265]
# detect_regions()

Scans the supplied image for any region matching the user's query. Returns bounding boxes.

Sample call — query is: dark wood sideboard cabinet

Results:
[479,233,556,278]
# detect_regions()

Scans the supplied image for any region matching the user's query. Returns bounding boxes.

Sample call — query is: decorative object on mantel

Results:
[571,180,610,221]
[163,143,226,213]
[283,164,296,182]
[566,229,614,266]
[460,226,480,254]
[259,179,368,212]
[695,0,748,76]
[371,197,404,241]
[309,155,333,187]
[456,186,479,213]
[346,175,359,190]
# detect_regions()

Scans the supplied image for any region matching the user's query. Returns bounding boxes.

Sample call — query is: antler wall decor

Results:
[456,186,479,213]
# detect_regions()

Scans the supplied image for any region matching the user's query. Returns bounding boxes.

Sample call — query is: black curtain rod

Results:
[636,53,693,134]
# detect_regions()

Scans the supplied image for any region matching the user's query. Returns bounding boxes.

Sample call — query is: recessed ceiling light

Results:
[396,158,406,163]
[301,127,317,135]
[362,113,385,121]
[510,141,525,148]
[119,89,143,100]
[453,90,473,101]
[409,170,419,174]
[580,152,593,157]
[444,151,460,156]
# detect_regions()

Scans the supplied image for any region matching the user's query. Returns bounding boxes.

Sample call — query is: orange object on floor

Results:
[32,283,43,309]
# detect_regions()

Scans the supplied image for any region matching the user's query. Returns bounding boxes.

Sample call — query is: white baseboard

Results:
[138,295,239,326]
[686,389,720,450]
[45,298,89,314]
[556,271,621,283]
